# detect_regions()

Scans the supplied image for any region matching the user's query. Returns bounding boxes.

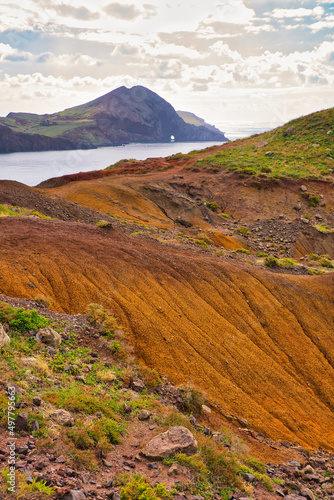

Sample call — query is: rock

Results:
[201,405,211,413]
[32,396,42,406]
[285,496,307,500]
[168,463,192,480]
[237,417,248,427]
[300,488,315,500]
[37,327,61,348]
[289,461,302,468]
[315,214,322,220]
[243,473,255,482]
[303,465,315,475]
[130,379,145,392]
[49,409,74,426]
[0,323,10,348]
[29,419,39,432]
[60,490,86,500]
[103,459,113,467]
[283,126,296,137]
[265,151,275,156]
[147,462,158,469]
[137,409,151,421]
[190,496,205,500]
[141,426,198,460]
[75,376,86,384]
[300,185,308,192]
[123,403,132,414]
[176,219,193,228]
[294,203,302,211]
[56,455,67,463]
[15,412,29,431]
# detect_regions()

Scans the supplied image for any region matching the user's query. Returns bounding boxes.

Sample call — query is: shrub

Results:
[120,474,171,500]
[257,252,268,258]
[87,303,116,337]
[195,239,209,248]
[264,256,279,267]
[177,385,205,415]
[235,248,251,255]
[261,166,272,173]
[234,227,251,236]
[0,303,50,333]
[220,213,232,219]
[202,200,219,212]
[278,258,297,267]
[96,220,112,228]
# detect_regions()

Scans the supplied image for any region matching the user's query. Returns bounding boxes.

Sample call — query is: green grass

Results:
[188,108,334,180]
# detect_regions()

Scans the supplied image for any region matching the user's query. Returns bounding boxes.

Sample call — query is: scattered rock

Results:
[283,126,296,137]
[123,403,132,414]
[0,323,10,348]
[49,409,74,426]
[60,490,86,500]
[130,379,145,392]
[300,488,315,500]
[103,459,113,467]
[15,412,29,431]
[32,396,42,406]
[176,219,193,228]
[137,409,152,421]
[265,151,275,156]
[29,419,39,431]
[37,327,61,348]
[300,185,308,192]
[201,404,211,413]
[168,462,192,480]
[141,426,198,460]
[243,473,255,482]
[302,465,315,475]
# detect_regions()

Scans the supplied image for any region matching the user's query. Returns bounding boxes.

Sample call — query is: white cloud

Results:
[269,7,324,19]
[213,0,255,24]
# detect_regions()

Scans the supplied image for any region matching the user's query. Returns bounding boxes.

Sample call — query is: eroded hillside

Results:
[0,109,333,456]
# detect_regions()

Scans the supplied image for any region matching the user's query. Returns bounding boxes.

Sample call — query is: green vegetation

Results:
[234,227,251,236]
[202,200,219,212]
[120,474,171,499]
[0,303,50,332]
[1,467,56,498]
[188,108,334,179]
[0,204,55,220]
[96,220,112,228]
[220,213,232,219]
[264,255,279,267]
[235,248,251,255]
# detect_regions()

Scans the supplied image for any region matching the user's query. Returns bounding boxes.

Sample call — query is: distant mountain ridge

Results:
[0,86,228,153]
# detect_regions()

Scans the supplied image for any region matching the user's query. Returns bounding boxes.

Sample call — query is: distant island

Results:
[0,85,228,154]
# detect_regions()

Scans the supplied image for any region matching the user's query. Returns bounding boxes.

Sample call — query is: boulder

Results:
[49,409,74,426]
[0,324,10,348]
[300,488,315,500]
[60,490,86,500]
[37,327,61,348]
[15,412,29,431]
[137,409,151,421]
[141,426,197,460]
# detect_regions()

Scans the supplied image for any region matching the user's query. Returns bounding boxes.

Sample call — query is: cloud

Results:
[268,7,324,19]
[103,3,141,20]
[53,4,100,21]
[213,0,255,24]
[0,43,31,63]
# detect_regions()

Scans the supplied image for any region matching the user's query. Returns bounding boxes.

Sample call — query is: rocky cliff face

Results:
[0,86,228,153]
[0,125,91,154]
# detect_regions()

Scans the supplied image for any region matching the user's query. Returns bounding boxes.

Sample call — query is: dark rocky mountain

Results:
[0,86,228,153]
[0,125,91,154]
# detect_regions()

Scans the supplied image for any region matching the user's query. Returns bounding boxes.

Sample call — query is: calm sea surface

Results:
[0,126,271,187]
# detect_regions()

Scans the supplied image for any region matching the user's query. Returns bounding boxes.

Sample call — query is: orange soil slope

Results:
[0,217,334,450]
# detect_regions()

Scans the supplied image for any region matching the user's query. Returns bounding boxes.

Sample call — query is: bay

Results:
[0,141,225,187]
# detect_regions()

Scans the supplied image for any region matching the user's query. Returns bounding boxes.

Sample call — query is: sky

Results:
[0,0,333,132]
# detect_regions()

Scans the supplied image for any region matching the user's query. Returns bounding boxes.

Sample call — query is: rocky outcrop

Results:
[36,327,62,348]
[0,125,92,154]
[0,323,10,348]
[141,426,198,459]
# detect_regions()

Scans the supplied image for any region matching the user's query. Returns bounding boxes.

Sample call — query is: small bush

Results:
[235,248,251,255]
[257,252,268,258]
[261,166,272,173]
[264,256,279,267]
[278,258,297,267]
[220,213,232,219]
[120,474,171,500]
[195,239,209,248]
[0,303,50,333]
[177,385,205,415]
[96,220,112,228]
[202,200,219,212]
[234,227,251,236]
